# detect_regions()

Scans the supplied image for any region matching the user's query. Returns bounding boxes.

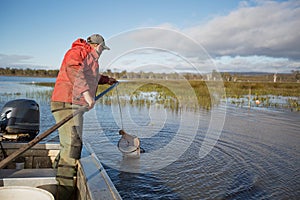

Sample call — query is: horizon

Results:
[0,66,297,75]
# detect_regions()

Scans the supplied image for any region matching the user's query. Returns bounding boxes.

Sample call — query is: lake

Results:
[0,76,299,199]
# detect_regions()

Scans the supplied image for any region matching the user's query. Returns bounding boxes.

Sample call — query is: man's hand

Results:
[83,91,95,109]
[108,77,117,85]
[98,75,117,85]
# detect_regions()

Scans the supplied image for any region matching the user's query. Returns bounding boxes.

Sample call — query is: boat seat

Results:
[0,168,57,187]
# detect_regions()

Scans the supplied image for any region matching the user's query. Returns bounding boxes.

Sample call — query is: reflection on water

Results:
[84,104,300,200]
[229,95,300,112]
[0,76,299,199]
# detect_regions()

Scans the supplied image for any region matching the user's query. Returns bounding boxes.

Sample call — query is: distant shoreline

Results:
[0,67,299,82]
[0,74,55,78]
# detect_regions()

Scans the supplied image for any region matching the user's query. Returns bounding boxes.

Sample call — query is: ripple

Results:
[82,104,300,199]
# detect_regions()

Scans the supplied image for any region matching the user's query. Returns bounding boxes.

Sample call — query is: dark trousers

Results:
[51,102,84,200]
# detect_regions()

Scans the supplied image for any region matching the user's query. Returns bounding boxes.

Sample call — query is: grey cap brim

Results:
[102,45,110,50]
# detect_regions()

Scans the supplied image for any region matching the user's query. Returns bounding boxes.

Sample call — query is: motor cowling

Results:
[0,99,39,141]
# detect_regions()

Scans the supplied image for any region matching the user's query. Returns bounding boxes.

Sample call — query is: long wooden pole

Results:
[0,82,118,169]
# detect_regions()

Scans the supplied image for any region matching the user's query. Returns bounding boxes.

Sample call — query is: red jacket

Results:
[51,38,105,105]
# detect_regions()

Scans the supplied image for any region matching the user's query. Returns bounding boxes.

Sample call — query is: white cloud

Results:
[102,27,215,73]
[0,53,54,69]
[104,1,300,73]
[214,55,299,73]
[142,1,300,73]
[6,1,297,73]
[184,0,300,60]
[0,54,34,66]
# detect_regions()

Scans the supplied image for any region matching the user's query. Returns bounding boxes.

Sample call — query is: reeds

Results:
[31,80,300,112]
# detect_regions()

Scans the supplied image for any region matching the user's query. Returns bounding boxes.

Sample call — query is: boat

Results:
[0,142,122,200]
[0,98,122,200]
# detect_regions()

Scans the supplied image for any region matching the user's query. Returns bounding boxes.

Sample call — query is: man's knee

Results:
[70,126,82,159]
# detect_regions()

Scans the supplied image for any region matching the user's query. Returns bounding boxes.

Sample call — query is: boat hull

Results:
[0,142,121,200]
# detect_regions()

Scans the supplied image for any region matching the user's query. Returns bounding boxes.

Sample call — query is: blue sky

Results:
[0,0,299,73]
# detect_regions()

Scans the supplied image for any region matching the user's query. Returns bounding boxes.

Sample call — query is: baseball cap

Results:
[87,34,110,50]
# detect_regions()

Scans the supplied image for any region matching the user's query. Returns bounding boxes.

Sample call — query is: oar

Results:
[0,82,119,169]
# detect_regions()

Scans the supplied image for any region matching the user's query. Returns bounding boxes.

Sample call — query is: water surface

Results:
[85,104,299,200]
[0,76,299,199]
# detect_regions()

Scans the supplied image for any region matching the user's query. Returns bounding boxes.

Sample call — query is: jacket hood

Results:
[71,38,99,60]
[71,38,93,52]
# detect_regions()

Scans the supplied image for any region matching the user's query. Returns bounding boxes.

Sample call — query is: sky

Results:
[0,0,299,73]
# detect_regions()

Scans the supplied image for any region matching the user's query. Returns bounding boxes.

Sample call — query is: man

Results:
[51,34,116,199]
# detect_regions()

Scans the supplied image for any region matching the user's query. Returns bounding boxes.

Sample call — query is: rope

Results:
[115,84,144,154]
[115,85,124,130]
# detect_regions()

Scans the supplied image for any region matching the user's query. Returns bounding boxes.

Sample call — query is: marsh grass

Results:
[225,82,300,111]
[0,92,22,103]
[225,82,300,97]
[25,90,53,103]
[32,80,300,111]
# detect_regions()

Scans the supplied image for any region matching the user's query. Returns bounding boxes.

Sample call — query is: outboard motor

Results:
[0,99,39,141]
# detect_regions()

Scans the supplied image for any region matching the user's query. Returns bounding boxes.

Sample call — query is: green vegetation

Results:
[224,82,300,111]
[0,67,58,77]
[2,67,298,111]
[32,80,300,111]
[224,82,300,97]
[1,67,300,83]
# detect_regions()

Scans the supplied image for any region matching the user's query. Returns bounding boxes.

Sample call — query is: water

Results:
[228,95,300,112]
[85,104,300,200]
[0,76,299,199]
[0,76,57,138]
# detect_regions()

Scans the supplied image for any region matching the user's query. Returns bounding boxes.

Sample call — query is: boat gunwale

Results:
[0,141,122,200]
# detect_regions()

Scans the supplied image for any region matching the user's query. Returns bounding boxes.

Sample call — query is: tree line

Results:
[0,67,299,82]
[0,67,59,77]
